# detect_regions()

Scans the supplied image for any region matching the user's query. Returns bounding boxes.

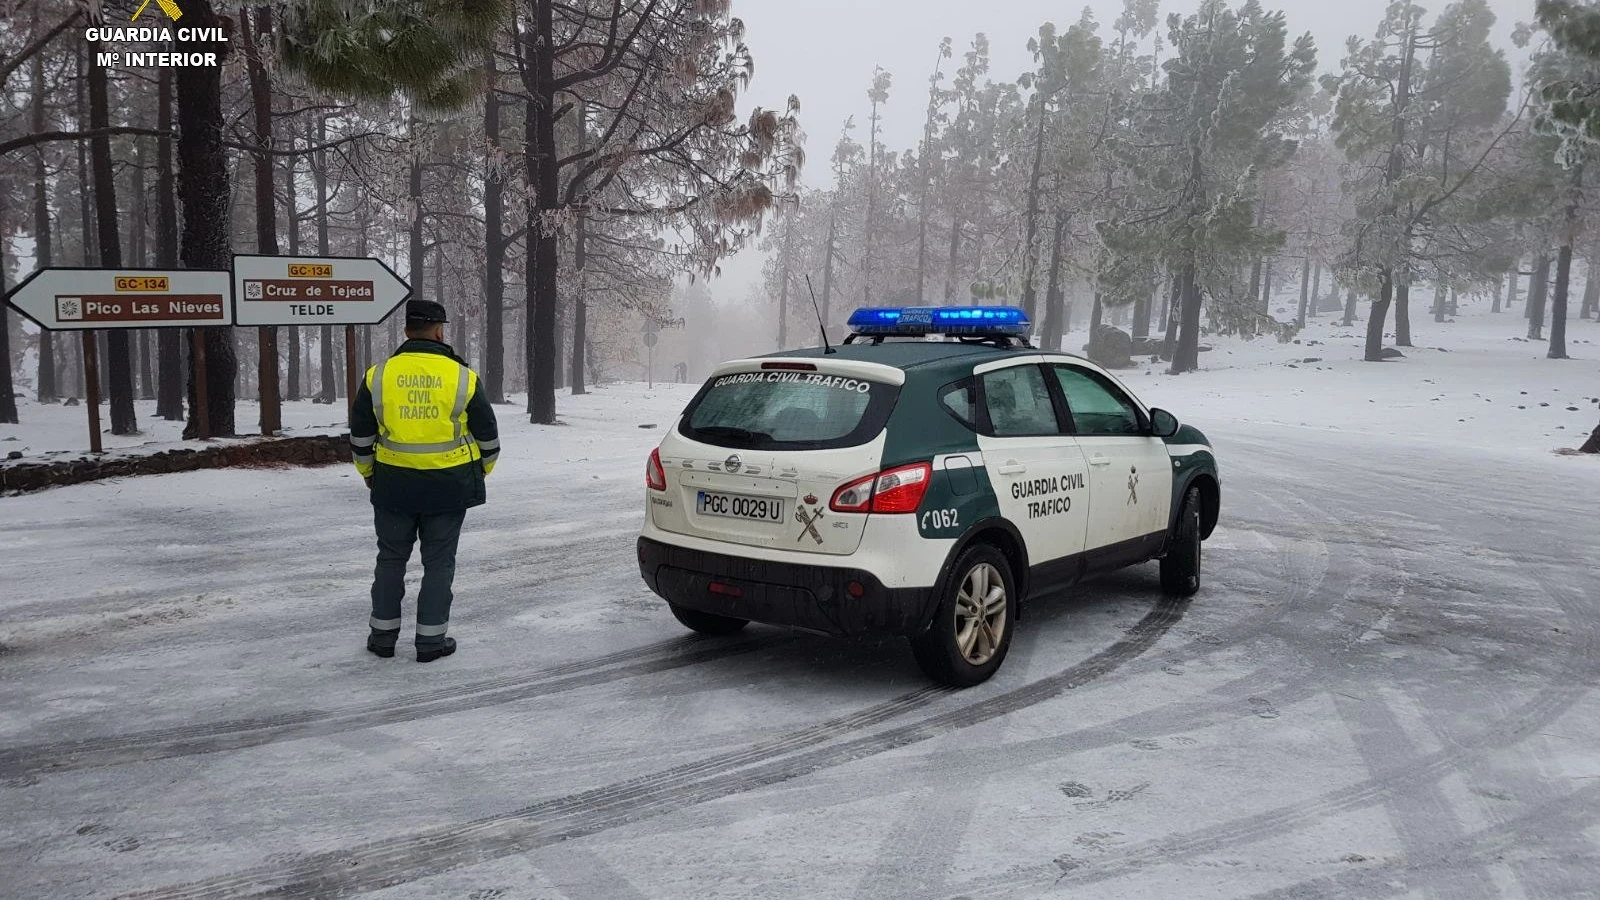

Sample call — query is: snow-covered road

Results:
[2,420,1596,899]
[3,304,1599,899]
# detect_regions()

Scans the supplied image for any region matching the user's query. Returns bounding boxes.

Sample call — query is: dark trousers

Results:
[369,506,468,648]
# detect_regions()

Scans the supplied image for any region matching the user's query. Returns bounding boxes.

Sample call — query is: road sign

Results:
[4,267,232,330]
[232,255,410,326]
[643,331,658,348]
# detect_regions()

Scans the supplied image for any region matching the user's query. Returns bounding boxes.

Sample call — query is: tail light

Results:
[830,462,932,514]
[646,447,667,491]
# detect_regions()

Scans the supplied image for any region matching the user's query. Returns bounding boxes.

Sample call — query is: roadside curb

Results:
[0,434,351,495]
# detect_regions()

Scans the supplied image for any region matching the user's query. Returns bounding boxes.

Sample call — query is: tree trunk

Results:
[1446,285,1458,316]
[1296,255,1311,329]
[1506,260,1521,310]
[0,196,14,424]
[1550,243,1573,360]
[1018,96,1048,319]
[1041,213,1067,352]
[127,134,152,404]
[284,148,302,400]
[944,215,962,303]
[525,5,559,425]
[312,118,336,402]
[88,38,136,435]
[1580,250,1600,319]
[1491,272,1503,314]
[1342,286,1357,327]
[154,67,182,420]
[1247,257,1263,329]
[1528,253,1550,341]
[482,50,506,403]
[776,217,795,349]
[1365,269,1394,361]
[1169,262,1202,374]
[31,22,56,405]
[1394,274,1412,347]
[862,84,884,309]
[570,214,588,395]
[1132,287,1150,341]
[176,0,236,438]
[1432,279,1447,323]
[820,212,838,327]
[243,5,280,434]
[1309,262,1322,319]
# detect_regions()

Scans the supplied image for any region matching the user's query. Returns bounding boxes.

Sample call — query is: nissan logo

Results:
[725,454,743,473]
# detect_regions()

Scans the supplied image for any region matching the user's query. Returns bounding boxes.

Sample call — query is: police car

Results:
[637,306,1219,686]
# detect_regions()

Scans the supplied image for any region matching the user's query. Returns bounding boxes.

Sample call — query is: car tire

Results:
[1160,485,1203,597]
[667,602,750,635]
[910,544,1015,687]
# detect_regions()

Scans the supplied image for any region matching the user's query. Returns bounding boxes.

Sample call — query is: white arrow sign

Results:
[232,255,410,327]
[4,267,233,330]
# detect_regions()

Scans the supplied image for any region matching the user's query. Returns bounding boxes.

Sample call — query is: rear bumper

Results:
[637,536,937,637]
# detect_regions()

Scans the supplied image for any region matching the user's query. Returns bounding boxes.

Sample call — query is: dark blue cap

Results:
[406,299,448,323]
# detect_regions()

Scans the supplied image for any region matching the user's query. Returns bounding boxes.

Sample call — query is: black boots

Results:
[416,637,456,663]
[366,629,400,659]
[369,630,455,662]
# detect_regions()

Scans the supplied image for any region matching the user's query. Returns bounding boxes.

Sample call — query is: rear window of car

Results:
[679,370,901,450]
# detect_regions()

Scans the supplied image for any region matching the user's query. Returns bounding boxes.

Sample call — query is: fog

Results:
[712,0,1534,299]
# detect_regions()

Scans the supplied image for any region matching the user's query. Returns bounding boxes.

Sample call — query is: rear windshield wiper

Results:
[694,425,775,444]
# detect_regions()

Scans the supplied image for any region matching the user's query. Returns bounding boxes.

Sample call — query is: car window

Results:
[938,378,977,430]
[1051,366,1143,436]
[981,365,1060,437]
[680,370,899,450]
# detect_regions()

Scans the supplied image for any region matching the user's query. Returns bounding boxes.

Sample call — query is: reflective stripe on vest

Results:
[367,354,478,470]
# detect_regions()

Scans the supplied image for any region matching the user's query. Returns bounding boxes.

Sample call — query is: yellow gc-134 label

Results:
[288,264,334,278]
[114,276,170,292]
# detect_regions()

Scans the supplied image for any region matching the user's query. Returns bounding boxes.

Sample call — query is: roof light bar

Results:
[847,306,1031,337]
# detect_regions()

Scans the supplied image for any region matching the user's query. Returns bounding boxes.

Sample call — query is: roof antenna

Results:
[805,274,836,354]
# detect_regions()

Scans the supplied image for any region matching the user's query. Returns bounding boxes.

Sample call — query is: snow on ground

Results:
[5,296,1596,467]
[0,397,352,465]
[1120,298,1600,458]
[0,299,1598,899]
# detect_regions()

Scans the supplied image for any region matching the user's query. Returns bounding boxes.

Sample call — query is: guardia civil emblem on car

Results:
[638,306,1220,687]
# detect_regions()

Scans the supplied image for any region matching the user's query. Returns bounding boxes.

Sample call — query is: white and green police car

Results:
[637,306,1219,686]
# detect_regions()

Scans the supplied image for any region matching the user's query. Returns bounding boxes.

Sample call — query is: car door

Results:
[1047,363,1173,569]
[973,358,1091,592]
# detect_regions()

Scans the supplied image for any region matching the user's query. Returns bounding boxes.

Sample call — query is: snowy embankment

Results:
[1124,302,1600,459]
[4,298,1597,467]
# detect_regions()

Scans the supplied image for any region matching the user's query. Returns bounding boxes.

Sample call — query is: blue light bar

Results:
[847,306,1031,337]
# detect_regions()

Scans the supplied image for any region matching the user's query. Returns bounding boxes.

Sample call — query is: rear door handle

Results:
[996,462,1027,476]
[1088,455,1113,467]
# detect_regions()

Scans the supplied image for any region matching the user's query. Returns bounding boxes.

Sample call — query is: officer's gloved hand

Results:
[364,476,373,489]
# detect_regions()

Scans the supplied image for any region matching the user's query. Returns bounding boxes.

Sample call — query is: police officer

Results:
[350,299,499,662]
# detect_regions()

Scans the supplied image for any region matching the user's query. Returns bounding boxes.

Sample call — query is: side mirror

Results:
[1149,408,1180,438]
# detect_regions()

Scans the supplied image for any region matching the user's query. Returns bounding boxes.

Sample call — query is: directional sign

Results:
[4,267,232,330]
[232,255,410,326]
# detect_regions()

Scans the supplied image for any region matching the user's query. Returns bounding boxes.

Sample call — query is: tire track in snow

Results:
[0,633,785,778]
[113,598,1189,900]
[930,495,1600,900]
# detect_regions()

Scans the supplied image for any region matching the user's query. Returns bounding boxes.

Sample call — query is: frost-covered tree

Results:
[1326,0,1513,360]
[1110,0,1316,373]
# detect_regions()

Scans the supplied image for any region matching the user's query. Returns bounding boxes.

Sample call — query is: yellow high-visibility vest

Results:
[366,353,482,471]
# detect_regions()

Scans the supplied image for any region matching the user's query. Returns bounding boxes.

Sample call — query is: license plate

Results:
[696,491,784,523]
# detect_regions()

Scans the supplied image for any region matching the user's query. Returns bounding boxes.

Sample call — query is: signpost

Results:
[232,255,411,419]
[3,257,409,452]
[4,267,231,451]
[643,320,659,388]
